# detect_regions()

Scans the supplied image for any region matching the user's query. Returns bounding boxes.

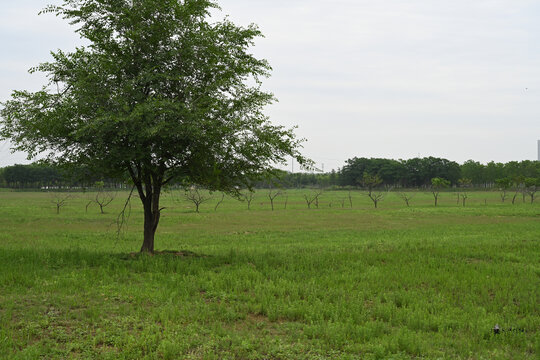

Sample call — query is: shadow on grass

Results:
[124,249,208,259]
[0,247,248,280]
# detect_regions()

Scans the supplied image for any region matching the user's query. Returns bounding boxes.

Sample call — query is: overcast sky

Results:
[1,0,539,170]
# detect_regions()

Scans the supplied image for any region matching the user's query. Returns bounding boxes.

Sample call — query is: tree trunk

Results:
[138,183,162,253]
[140,198,160,252]
[141,212,156,253]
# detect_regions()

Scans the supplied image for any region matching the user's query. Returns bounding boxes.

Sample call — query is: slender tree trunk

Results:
[141,207,156,253]
[138,181,162,253]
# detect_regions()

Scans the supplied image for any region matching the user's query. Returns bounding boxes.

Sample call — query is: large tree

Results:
[0,0,305,252]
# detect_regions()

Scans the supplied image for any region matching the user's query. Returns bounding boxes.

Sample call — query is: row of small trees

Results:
[43,175,539,215]
[175,177,539,212]
[358,174,538,208]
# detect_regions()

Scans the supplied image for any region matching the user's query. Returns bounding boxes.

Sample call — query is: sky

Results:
[1,0,539,170]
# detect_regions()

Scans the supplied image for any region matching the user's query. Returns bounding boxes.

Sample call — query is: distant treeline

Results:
[265,157,540,189]
[1,157,539,189]
[0,164,124,189]
[336,157,540,188]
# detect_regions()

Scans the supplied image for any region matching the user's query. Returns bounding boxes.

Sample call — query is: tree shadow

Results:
[0,247,245,277]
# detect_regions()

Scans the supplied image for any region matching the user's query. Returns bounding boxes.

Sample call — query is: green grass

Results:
[0,189,539,359]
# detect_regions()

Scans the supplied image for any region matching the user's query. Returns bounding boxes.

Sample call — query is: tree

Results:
[240,190,255,210]
[458,178,472,207]
[184,187,212,213]
[86,181,116,214]
[397,191,415,207]
[267,189,282,211]
[303,189,323,209]
[461,160,485,187]
[0,0,305,253]
[523,178,539,204]
[495,178,512,203]
[361,172,385,208]
[430,177,450,206]
[214,193,225,211]
[511,176,524,205]
[50,192,73,214]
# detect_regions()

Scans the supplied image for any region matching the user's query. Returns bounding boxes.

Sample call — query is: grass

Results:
[0,189,539,359]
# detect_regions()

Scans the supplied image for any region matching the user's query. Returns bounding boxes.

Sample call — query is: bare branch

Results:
[116,186,135,238]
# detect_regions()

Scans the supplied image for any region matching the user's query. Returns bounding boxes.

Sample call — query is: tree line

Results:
[1,157,539,190]
[0,164,125,189]
[264,157,539,189]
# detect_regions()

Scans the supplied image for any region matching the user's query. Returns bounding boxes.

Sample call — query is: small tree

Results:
[268,189,282,211]
[495,178,512,203]
[214,193,226,211]
[454,191,461,205]
[184,188,212,213]
[397,191,415,207]
[361,173,385,209]
[86,182,116,214]
[50,192,73,214]
[241,190,255,210]
[303,189,323,209]
[430,177,450,207]
[524,178,539,204]
[458,178,472,207]
[511,177,524,205]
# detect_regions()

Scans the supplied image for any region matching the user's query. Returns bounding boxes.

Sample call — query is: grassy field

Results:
[0,189,538,359]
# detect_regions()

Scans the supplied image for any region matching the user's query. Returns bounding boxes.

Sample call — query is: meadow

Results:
[0,189,538,359]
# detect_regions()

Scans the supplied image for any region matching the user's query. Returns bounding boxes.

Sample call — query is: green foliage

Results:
[495,177,513,190]
[430,177,450,206]
[430,177,450,189]
[458,178,472,188]
[360,172,383,189]
[1,0,304,185]
[0,0,305,251]
[339,158,540,188]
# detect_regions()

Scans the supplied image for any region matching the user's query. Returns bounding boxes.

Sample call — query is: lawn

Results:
[0,189,538,359]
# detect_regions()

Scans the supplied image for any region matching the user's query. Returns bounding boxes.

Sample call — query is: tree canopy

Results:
[0,0,305,252]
